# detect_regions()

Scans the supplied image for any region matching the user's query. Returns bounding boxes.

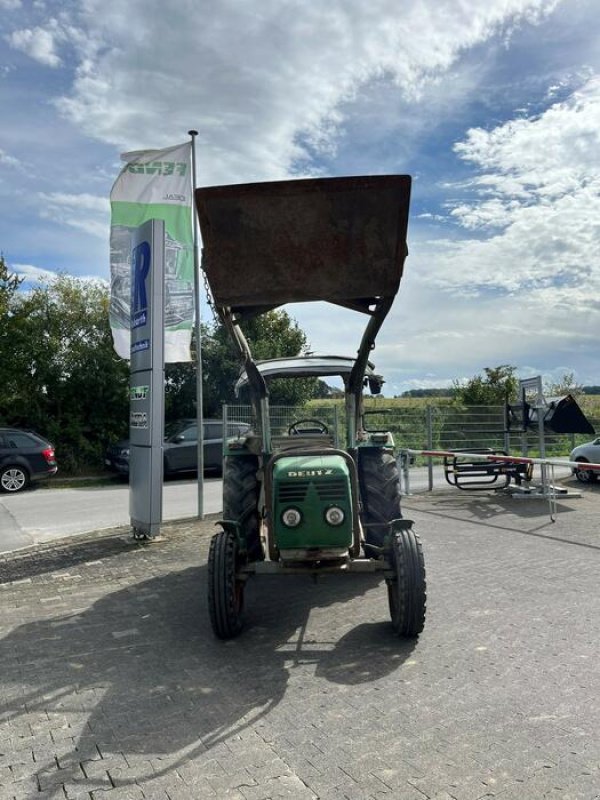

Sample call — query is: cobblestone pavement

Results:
[1,481,599,799]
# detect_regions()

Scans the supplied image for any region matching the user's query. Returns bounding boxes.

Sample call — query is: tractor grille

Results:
[315,479,347,501]
[277,478,348,504]
[277,481,310,503]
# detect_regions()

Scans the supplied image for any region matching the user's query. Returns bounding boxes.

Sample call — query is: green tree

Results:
[170,310,319,418]
[228,309,319,407]
[0,256,23,399]
[1,267,318,471]
[0,254,22,315]
[453,365,518,405]
[544,372,583,398]
[2,274,129,472]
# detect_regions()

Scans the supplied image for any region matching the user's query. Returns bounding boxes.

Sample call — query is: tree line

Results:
[0,257,320,474]
[403,367,589,404]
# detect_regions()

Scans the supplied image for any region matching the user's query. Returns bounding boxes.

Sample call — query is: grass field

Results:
[302,394,600,460]
[309,393,600,413]
[308,393,600,420]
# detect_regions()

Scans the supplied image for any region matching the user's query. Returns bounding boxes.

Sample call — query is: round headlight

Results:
[281,507,302,527]
[325,506,345,526]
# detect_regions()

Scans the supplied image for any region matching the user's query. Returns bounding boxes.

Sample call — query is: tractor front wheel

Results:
[208,530,245,639]
[387,527,426,637]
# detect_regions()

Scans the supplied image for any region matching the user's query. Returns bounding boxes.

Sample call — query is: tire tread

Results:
[208,530,244,639]
[388,528,426,637]
[223,455,261,559]
[359,450,401,550]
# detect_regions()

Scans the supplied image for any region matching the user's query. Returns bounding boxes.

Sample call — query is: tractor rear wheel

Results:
[359,449,402,557]
[223,455,262,560]
[387,527,426,637]
[208,529,245,639]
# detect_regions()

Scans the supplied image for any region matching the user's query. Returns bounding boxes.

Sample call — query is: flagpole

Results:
[189,129,204,520]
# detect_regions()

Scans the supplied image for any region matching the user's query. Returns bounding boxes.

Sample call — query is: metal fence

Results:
[225,404,343,446]
[225,402,597,458]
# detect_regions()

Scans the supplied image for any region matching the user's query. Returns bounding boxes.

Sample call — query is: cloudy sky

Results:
[1,0,599,394]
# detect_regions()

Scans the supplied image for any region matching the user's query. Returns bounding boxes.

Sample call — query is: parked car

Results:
[569,437,600,483]
[0,427,58,493]
[105,418,251,477]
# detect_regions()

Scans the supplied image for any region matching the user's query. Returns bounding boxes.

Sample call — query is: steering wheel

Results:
[288,419,329,436]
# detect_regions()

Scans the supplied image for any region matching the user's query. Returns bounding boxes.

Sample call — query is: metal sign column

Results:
[519,376,546,490]
[129,219,165,538]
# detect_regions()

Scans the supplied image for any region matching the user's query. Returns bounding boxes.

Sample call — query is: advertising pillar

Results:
[129,219,165,537]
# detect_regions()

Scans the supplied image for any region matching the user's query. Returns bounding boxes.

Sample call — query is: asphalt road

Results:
[0,463,573,555]
[0,476,223,553]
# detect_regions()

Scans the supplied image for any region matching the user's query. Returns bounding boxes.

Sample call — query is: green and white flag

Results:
[109,141,194,361]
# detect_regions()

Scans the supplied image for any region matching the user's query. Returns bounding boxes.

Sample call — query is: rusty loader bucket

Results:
[195,175,412,317]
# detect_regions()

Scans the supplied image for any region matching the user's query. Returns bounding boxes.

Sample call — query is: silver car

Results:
[569,437,600,483]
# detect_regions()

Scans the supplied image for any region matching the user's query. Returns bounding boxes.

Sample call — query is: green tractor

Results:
[195,175,426,640]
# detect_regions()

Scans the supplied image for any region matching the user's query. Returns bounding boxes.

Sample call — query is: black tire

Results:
[223,455,262,560]
[359,449,402,556]
[208,529,245,639]
[574,458,597,484]
[387,527,426,637]
[0,464,30,494]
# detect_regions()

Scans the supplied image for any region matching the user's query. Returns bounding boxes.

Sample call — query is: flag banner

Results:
[109,141,194,362]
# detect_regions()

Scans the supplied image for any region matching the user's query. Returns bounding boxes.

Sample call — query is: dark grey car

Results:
[105,418,250,477]
[0,428,58,493]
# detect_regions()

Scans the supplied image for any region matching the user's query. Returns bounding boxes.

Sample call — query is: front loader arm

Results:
[218,304,271,454]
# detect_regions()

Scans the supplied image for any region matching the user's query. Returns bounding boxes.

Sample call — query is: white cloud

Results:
[454,76,600,204]
[39,191,109,213]
[375,277,598,389]
[8,24,64,67]
[0,0,21,9]
[422,75,600,305]
[13,263,58,283]
[13,261,109,287]
[6,16,86,67]
[0,148,23,169]
[37,191,110,238]
[53,0,560,183]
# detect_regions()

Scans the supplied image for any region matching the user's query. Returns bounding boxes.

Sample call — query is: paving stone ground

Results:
[1,480,599,800]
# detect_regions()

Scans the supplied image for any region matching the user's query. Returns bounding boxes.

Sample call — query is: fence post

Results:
[537,399,548,492]
[503,403,511,454]
[333,403,339,448]
[399,451,411,496]
[426,405,434,491]
[222,404,229,458]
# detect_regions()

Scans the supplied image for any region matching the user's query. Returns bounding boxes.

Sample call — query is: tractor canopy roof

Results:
[195,175,411,319]
[234,355,383,396]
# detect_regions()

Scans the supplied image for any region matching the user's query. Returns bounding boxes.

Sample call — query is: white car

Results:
[569,438,600,483]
